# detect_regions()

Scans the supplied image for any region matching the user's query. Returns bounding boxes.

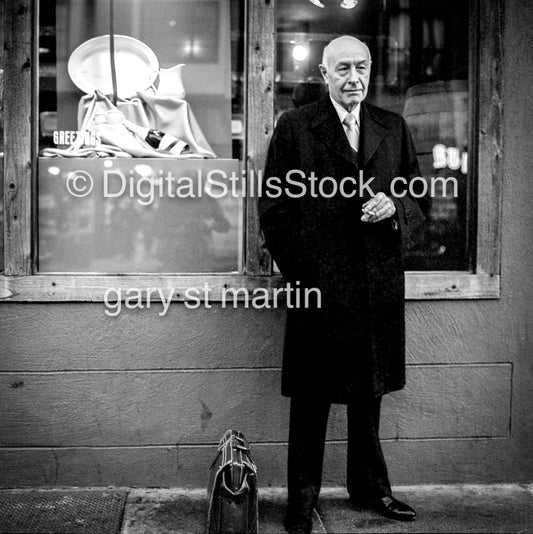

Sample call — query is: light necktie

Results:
[343,112,359,152]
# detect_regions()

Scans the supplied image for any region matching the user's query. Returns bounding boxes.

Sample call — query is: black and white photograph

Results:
[0,0,532,533]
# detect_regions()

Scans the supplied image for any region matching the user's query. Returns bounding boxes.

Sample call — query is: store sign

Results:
[53,129,101,147]
[433,144,468,174]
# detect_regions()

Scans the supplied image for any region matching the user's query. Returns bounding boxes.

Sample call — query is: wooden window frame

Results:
[1,0,502,302]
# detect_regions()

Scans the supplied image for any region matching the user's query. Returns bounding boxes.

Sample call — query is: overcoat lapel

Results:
[358,103,392,168]
[310,98,392,170]
[310,97,358,169]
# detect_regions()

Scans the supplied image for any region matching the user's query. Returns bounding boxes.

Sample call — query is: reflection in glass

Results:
[38,0,244,273]
[39,159,242,273]
[275,0,470,271]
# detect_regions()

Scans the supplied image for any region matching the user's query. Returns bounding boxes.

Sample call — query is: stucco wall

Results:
[1,0,532,487]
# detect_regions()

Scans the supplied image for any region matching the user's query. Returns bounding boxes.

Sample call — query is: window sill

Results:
[0,272,500,302]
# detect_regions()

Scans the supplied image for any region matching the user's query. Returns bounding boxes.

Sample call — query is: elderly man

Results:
[259,36,430,533]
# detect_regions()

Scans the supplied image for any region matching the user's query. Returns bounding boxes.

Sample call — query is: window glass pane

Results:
[275,0,470,271]
[38,0,244,273]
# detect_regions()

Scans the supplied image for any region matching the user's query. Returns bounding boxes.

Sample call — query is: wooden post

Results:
[245,0,275,275]
[3,0,35,275]
[475,0,503,277]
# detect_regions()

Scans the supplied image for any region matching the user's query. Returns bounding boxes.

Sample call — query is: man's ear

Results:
[318,64,328,83]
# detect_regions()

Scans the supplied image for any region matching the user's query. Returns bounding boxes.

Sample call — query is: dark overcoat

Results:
[259,97,430,402]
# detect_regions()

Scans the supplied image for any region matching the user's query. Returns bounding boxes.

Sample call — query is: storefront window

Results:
[275,0,470,271]
[38,0,244,273]
[0,0,503,300]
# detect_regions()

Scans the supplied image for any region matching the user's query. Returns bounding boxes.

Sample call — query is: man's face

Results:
[319,40,371,111]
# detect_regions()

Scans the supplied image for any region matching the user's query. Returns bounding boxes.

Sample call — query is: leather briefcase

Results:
[206,429,258,534]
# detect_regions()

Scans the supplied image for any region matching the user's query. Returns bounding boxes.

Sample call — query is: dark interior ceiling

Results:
[276,0,382,36]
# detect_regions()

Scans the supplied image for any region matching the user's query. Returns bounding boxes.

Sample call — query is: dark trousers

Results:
[287,395,392,517]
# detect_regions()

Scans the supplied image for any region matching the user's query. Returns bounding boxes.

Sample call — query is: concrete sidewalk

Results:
[1,484,532,533]
[122,484,533,533]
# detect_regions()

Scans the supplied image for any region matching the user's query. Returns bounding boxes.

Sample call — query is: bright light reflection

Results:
[134,164,153,177]
[47,166,60,176]
[292,45,309,62]
[340,0,358,8]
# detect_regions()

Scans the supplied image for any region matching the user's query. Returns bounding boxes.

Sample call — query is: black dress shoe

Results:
[372,496,416,521]
[349,494,416,521]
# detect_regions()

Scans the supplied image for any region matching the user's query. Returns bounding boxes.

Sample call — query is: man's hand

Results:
[361,192,396,223]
